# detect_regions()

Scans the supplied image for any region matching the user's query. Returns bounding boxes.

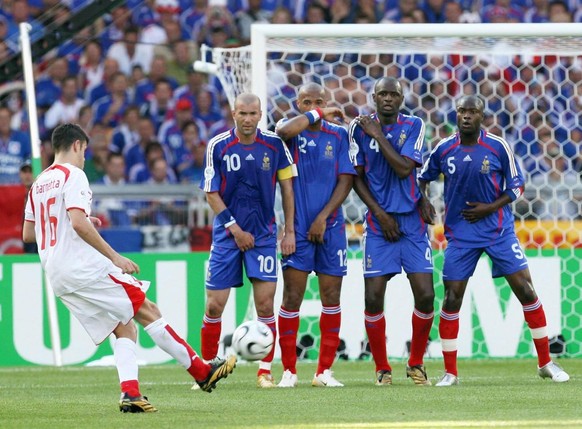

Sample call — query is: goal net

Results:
[203,23,582,360]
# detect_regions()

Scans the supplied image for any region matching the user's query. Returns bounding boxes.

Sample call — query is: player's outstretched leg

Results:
[197,355,238,392]
[143,316,236,393]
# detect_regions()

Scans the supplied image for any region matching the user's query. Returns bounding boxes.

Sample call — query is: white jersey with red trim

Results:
[24,163,115,296]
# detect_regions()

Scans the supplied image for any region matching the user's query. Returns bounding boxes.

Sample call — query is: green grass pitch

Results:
[0,359,579,428]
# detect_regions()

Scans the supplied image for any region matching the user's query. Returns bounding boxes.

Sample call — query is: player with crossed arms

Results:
[349,77,435,386]
[23,124,236,413]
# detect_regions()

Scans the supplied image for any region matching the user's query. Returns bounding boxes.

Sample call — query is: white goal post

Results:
[198,23,582,359]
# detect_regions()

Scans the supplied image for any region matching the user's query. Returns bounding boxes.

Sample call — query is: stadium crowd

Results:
[0,0,580,225]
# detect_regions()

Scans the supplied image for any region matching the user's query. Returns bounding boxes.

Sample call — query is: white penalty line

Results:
[252,422,582,428]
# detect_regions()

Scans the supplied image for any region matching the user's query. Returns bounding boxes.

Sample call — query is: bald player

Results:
[199,93,296,388]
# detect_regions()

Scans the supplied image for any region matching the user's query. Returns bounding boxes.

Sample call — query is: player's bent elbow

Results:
[396,168,413,179]
[275,127,292,141]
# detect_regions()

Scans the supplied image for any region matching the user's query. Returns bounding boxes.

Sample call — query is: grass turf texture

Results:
[0,359,579,428]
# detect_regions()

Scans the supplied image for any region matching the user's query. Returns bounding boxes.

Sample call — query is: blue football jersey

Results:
[419,130,525,248]
[282,119,356,237]
[349,112,425,216]
[201,128,295,248]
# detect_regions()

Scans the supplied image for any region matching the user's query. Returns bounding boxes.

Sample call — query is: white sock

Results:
[114,337,138,382]
[144,318,197,368]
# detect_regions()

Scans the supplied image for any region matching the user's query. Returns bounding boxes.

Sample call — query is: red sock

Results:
[120,379,140,397]
[408,308,434,367]
[364,311,391,372]
[278,307,299,374]
[201,314,221,361]
[523,299,551,367]
[160,324,210,380]
[187,358,211,381]
[317,306,341,375]
[257,315,276,376]
[439,310,459,376]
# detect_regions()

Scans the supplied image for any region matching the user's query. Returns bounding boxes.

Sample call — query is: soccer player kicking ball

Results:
[199,93,296,388]
[23,124,236,413]
[418,95,569,386]
[349,77,435,386]
[275,83,356,388]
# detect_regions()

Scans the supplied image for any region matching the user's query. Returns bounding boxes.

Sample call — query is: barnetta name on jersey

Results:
[35,178,61,194]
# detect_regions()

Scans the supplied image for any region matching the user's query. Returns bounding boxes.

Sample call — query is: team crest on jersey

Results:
[366,254,373,269]
[398,130,406,146]
[324,142,334,159]
[262,153,271,171]
[480,156,490,174]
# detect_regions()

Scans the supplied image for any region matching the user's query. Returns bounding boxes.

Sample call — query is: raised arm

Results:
[276,107,345,141]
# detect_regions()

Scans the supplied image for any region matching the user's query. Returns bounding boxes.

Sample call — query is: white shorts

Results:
[59,272,150,345]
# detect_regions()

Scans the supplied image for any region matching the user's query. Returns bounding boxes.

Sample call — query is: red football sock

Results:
[120,379,140,397]
[408,308,434,367]
[317,306,341,375]
[201,314,221,361]
[364,311,391,372]
[257,315,276,376]
[523,299,551,367]
[439,310,459,376]
[278,307,300,374]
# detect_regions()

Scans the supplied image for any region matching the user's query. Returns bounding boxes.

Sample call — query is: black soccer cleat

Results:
[119,392,158,413]
[196,355,237,393]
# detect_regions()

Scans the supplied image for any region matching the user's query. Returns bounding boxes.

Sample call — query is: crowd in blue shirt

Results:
[0,0,580,223]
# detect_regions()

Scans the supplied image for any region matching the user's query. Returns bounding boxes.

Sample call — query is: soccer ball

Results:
[231,320,274,361]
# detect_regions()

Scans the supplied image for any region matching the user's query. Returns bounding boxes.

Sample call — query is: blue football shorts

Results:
[362,211,433,278]
[205,244,278,290]
[443,234,529,281]
[281,223,347,277]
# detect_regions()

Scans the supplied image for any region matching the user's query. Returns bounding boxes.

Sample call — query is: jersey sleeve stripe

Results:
[203,130,231,192]
[348,120,360,166]
[414,118,426,152]
[279,134,295,166]
[488,133,518,178]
